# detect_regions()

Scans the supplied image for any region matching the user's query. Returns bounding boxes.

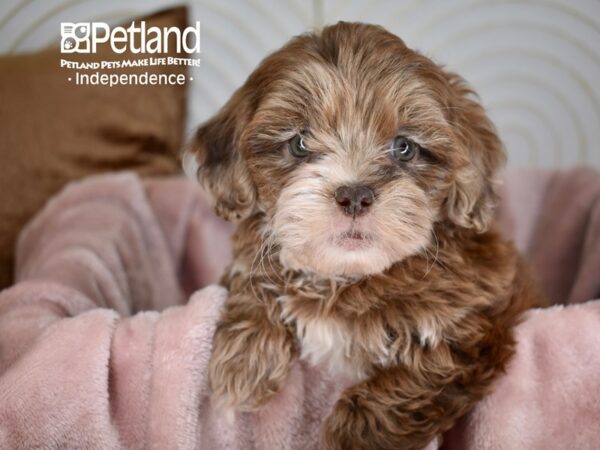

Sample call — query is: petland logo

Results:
[60,20,201,86]
[60,21,201,54]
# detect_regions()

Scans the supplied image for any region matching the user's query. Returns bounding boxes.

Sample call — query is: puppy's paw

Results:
[321,393,373,450]
[208,318,295,412]
[321,391,431,450]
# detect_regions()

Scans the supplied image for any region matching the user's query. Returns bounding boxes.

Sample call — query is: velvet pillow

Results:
[0,7,188,288]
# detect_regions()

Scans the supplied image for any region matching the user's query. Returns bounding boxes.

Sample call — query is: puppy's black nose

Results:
[334,185,375,217]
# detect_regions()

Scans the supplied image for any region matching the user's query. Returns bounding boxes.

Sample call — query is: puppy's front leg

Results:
[321,364,479,450]
[208,289,296,411]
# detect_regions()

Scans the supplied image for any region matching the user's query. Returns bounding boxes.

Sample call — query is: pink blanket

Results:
[0,169,598,449]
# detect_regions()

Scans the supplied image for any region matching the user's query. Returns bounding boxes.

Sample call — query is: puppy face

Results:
[191,22,505,277]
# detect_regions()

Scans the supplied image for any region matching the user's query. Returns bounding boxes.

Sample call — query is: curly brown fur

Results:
[192,22,544,449]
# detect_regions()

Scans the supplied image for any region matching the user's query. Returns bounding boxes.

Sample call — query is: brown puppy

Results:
[191,22,542,450]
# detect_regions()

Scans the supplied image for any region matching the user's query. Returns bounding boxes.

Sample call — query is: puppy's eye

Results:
[389,136,419,162]
[289,134,310,158]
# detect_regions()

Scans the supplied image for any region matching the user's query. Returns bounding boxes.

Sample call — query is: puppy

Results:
[191,22,543,450]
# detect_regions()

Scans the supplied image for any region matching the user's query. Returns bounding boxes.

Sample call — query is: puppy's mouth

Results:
[331,230,374,251]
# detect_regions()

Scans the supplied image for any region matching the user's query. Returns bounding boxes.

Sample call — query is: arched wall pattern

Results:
[1,0,598,168]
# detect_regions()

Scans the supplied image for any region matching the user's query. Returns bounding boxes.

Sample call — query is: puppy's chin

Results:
[279,240,396,277]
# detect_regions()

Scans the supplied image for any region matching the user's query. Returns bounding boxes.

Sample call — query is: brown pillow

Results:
[0,7,189,288]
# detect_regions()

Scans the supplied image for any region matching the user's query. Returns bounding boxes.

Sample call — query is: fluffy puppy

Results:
[191,22,542,450]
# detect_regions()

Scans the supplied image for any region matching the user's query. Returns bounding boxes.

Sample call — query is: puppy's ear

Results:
[444,72,506,232]
[191,91,257,221]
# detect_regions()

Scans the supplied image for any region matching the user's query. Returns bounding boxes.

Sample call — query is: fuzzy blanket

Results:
[0,169,599,449]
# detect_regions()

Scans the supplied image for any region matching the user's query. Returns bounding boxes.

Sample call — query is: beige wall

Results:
[1,0,599,168]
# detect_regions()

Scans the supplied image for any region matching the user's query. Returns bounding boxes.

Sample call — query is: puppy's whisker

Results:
[422,241,431,277]
[425,228,448,274]
[420,241,438,280]
[247,241,269,305]
[247,232,284,307]
[246,227,285,297]
[261,233,286,287]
